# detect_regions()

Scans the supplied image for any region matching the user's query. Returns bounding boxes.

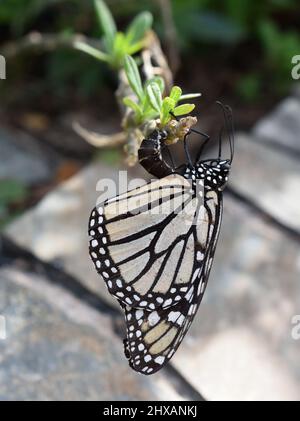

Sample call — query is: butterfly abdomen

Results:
[138,129,173,179]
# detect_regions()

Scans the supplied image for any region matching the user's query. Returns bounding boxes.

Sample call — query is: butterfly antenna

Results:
[216,101,234,163]
[218,126,223,159]
[225,105,235,163]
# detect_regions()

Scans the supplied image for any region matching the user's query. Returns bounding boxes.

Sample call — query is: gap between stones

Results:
[226,188,300,244]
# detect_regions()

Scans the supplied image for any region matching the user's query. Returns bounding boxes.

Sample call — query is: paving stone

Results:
[4,162,144,307]
[253,97,300,153]
[293,83,300,99]
[228,133,300,234]
[0,266,181,401]
[171,196,300,400]
[4,161,150,305]
[0,127,61,185]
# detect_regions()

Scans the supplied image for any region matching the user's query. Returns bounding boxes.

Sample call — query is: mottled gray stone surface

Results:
[229,133,300,234]
[253,97,300,153]
[0,266,180,401]
[0,127,60,185]
[4,126,300,400]
[4,163,140,307]
[171,196,300,400]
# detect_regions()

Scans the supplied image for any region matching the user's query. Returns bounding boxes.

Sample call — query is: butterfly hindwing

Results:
[121,200,222,375]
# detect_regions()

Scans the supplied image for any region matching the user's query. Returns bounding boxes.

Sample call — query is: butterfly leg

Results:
[170,111,210,141]
[183,133,193,167]
[169,112,211,166]
[161,143,176,170]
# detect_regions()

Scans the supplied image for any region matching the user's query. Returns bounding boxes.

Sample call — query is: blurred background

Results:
[0,0,300,401]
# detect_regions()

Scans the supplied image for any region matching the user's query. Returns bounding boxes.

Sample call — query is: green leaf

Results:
[113,32,127,52]
[123,97,143,117]
[74,41,110,62]
[127,40,144,55]
[94,0,116,51]
[153,76,165,93]
[179,93,202,101]
[145,76,165,93]
[160,97,176,126]
[126,11,153,45]
[142,78,164,117]
[169,86,182,105]
[143,108,160,120]
[173,103,195,116]
[124,55,144,102]
[112,32,128,67]
[146,82,163,113]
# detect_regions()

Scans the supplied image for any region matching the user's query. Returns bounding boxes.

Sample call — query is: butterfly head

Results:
[196,159,231,191]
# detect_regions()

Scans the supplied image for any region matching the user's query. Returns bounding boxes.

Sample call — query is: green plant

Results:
[123,55,200,127]
[75,0,153,69]
[2,0,299,105]
[72,1,201,164]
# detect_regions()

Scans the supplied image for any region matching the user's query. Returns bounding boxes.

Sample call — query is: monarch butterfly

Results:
[89,102,234,375]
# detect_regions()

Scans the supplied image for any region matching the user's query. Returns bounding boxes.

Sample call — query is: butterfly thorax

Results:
[182,160,230,192]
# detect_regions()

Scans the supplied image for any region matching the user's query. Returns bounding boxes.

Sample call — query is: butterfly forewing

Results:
[89,174,215,312]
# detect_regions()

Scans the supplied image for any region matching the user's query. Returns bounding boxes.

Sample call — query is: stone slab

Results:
[229,133,300,234]
[0,266,181,401]
[0,127,61,185]
[253,97,300,154]
[4,163,137,307]
[171,196,300,400]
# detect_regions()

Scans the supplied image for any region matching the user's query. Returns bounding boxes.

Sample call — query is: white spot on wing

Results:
[148,311,160,326]
[168,311,181,323]
[155,356,165,365]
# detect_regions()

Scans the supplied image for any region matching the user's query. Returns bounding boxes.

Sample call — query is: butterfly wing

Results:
[122,192,223,374]
[89,174,214,311]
